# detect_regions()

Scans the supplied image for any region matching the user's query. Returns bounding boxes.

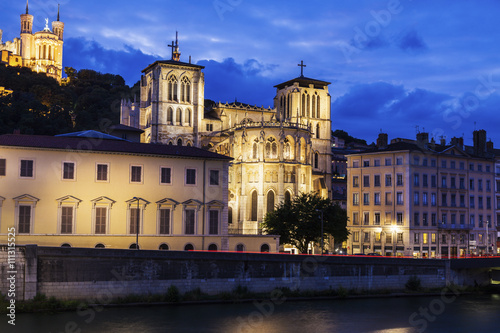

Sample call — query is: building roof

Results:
[0,134,232,161]
[108,124,145,133]
[56,130,127,141]
[347,140,495,160]
[274,76,331,90]
[142,60,205,73]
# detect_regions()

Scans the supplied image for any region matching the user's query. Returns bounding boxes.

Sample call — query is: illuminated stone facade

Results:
[0,2,64,82]
[121,38,333,236]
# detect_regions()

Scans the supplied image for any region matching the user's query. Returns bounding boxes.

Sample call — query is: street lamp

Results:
[133,197,140,250]
[316,209,324,255]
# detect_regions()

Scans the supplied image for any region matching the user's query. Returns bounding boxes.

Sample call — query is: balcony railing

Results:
[438,223,472,230]
[228,227,263,235]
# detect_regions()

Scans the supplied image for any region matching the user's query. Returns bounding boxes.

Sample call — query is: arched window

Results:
[265,142,271,158]
[314,152,319,169]
[252,141,258,159]
[272,141,277,158]
[316,123,320,139]
[260,244,270,252]
[181,76,191,102]
[61,243,71,248]
[185,109,191,126]
[159,243,169,250]
[168,75,178,101]
[307,94,310,117]
[184,243,194,251]
[317,95,321,118]
[186,142,192,147]
[267,191,275,213]
[176,108,182,124]
[236,244,245,252]
[177,138,183,146]
[287,93,291,118]
[208,244,218,251]
[312,95,316,118]
[167,107,173,123]
[129,243,139,249]
[168,141,173,146]
[284,140,291,159]
[301,94,306,117]
[251,191,258,221]
[285,190,291,203]
[228,207,233,224]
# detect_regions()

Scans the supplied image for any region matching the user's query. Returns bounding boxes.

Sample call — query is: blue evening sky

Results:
[1,0,500,145]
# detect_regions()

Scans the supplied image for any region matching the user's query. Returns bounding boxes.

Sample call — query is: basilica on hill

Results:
[0,1,64,82]
[121,34,333,236]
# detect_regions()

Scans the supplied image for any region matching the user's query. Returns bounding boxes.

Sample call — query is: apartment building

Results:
[346,131,497,258]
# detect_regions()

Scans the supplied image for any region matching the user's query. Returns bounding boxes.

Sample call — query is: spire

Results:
[57,4,60,21]
[26,0,29,14]
[172,31,181,61]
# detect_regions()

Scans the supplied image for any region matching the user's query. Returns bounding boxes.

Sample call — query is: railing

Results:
[228,227,263,235]
[438,223,472,230]
[232,121,311,131]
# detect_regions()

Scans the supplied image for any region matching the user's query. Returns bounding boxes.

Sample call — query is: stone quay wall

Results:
[0,245,489,301]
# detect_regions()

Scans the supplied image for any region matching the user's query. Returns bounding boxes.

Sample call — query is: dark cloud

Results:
[198,58,279,106]
[398,30,427,52]
[64,38,159,86]
[332,82,405,117]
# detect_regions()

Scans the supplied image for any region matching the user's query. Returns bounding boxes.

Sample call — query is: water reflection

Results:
[5,294,500,333]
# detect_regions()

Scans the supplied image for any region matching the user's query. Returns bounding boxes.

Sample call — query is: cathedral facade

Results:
[121,37,333,235]
[0,2,64,82]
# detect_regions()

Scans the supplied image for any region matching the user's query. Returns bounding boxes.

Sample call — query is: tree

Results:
[262,192,349,254]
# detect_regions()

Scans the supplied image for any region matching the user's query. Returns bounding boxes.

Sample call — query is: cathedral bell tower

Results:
[20,0,33,34]
[52,4,64,41]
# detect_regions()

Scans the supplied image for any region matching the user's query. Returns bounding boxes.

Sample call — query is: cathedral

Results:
[121,35,333,235]
[0,1,64,82]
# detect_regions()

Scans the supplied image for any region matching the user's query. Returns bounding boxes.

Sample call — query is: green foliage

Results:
[0,65,137,136]
[405,275,422,291]
[262,192,349,254]
[336,285,348,298]
[332,129,367,145]
[166,285,180,303]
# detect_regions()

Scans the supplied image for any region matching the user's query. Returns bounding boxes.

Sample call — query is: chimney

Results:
[440,136,446,146]
[473,129,487,156]
[377,133,388,149]
[487,140,494,153]
[451,137,464,150]
[416,132,429,145]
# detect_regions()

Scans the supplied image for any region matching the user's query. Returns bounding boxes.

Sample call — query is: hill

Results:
[0,65,138,135]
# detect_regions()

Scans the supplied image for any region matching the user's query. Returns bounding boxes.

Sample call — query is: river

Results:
[4,293,500,332]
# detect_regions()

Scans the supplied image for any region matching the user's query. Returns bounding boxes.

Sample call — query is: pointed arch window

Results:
[185,108,191,126]
[285,190,292,203]
[177,138,183,146]
[167,107,173,124]
[176,108,182,124]
[287,93,292,118]
[312,94,316,118]
[316,95,321,118]
[301,94,306,117]
[307,94,310,117]
[181,76,191,103]
[251,191,258,221]
[168,75,178,101]
[252,139,258,159]
[316,123,320,139]
[314,152,319,169]
[267,191,275,213]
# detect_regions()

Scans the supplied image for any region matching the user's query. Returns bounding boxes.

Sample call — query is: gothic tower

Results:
[130,33,205,146]
[20,0,34,57]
